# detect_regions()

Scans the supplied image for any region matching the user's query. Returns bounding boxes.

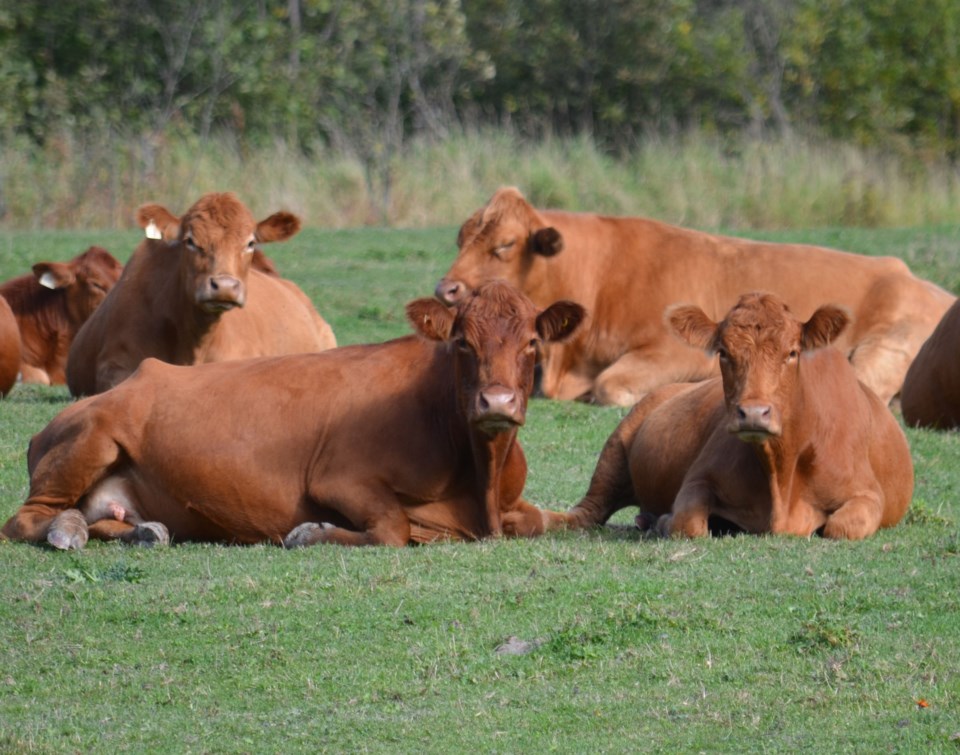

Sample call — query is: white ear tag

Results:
[39,272,58,289]
[145,220,162,240]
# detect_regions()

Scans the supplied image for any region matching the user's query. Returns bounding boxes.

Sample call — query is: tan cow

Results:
[0,296,21,397]
[0,246,123,385]
[900,298,960,429]
[437,187,954,406]
[2,281,584,549]
[66,193,336,396]
[551,292,913,539]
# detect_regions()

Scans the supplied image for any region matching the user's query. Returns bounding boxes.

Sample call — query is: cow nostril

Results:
[435,280,464,304]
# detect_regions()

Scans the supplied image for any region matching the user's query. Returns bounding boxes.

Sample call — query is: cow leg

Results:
[822,493,884,540]
[656,482,712,538]
[564,404,650,528]
[502,499,566,537]
[1,503,84,546]
[592,347,714,407]
[283,508,411,548]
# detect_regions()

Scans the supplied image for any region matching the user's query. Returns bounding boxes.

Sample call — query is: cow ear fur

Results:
[530,227,564,256]
[802,304,850,350]
[32,262,75,290]
[255,212,301,243]
[537,301,585,343]
[407,298,456,342]
[135,204,180,241]
[667,304,718,352]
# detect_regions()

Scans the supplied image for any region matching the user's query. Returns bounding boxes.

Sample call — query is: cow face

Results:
[435,187,564,305]
[33,246,123,326]
[408,280,584,434]
[136,193,300,314]
[668,293,849,441]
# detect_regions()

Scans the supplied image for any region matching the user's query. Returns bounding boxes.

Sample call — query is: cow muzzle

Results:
[198,275,245,312]
[435,278,468,305]
[729,401,781,441]
[472,385,524,434]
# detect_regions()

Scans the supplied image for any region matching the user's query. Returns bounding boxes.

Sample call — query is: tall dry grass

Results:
[2,128,960,230]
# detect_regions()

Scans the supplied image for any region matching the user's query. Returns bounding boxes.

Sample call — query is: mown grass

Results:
[0,222,958,752]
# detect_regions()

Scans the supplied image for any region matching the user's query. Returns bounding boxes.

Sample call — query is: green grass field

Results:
[0,222,958,752]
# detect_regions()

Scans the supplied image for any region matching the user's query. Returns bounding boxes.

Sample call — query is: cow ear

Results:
[667,304,718,351]
[255,212,301,243]
[407,298,456,341]
[537,301,585,343]
[802,305,850,350]
[32,262,75,290]
[135,204,180,241]
[530,227,564,256]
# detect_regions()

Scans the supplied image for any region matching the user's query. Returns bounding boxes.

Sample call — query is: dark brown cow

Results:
[551,293,913,539]
[2,281,584,549]
[66,193,336,396]
[0,246,123,385]
[900,298,960,429]
[0,296,21,396]
[438,187,954,406]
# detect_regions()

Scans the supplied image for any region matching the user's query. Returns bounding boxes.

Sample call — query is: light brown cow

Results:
[899,298,960,429]
[2,281,584,549]
[551,293,913,540]
[66,193,336,396]
[437,187,954,406]
[0,296,21,397]
[0,246,123,385]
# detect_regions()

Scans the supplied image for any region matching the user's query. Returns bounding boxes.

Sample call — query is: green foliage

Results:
[3,0,960,158]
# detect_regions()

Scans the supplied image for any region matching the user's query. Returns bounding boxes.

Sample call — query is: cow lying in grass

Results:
[900,298,960,429]
[556,292,913,539]
[66,192,336,396]
[438,186,954,406]
[2,281,584,549]
[0,246,123,385]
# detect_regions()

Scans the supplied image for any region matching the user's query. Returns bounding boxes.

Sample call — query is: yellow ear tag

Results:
[145,220,162,240]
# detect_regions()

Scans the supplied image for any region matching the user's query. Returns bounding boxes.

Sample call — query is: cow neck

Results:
[748,371,810,533]
[468,426,517,538]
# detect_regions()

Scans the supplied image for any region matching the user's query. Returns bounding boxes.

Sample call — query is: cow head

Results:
[435,187,564,305]
[667,292,849,441]
[408,280,584,434]
[33,246,124,326]
[135,193,300,314]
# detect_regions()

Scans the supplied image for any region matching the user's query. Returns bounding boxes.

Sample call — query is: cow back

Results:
[0,296,21,396]
[901,298,960,429]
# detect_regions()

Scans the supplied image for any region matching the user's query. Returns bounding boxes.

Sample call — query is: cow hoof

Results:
[283,522,332,548]
[130,521,170,547]
[46,510,89,550]
[635,512,658,532]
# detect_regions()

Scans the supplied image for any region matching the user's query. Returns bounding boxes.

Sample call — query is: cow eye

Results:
[245,240,256,254]
[455,336,471,352]
[185,236,200,252]
[787,349,799,362]
[716,347,729,362]
[492,240,515,259]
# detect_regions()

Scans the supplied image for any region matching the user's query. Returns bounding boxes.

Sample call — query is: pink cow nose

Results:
[210,275,242,299]
[435,279,467,305]
[474,385,522,432]
[734,402,779,437]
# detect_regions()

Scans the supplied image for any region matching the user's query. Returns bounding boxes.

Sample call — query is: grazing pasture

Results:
[0,223,958,751]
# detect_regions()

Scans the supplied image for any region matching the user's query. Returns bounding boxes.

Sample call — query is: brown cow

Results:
[66,193,336,396]
[900,298,960,429]
[437,187,954,406]
[0,296,21,396]
[2,281,584,549]
[551,293,913,540]
[0,246,123,385]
